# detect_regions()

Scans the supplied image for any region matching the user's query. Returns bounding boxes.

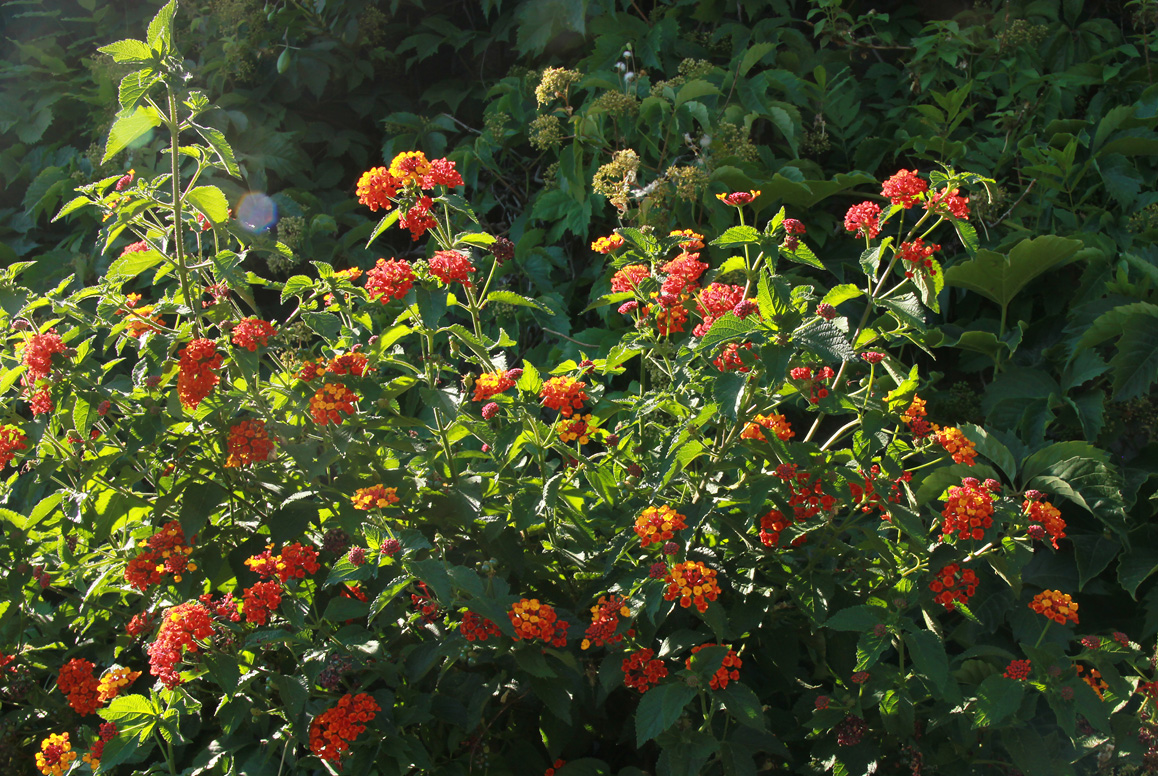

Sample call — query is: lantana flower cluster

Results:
[662,560,720,612]
[146,601,214,688]
[581,594,632,649]
[687,643,742,690]
[622,648,667,693]
[176,339,223,410]
[940,477,996,541]
[634,505,687,548]
[508,599,570,647]
[309,693,380,764]
[124,521,197,591]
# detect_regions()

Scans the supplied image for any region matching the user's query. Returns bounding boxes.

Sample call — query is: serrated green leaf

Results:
[710,226,760,248]
[904,630,949,692]
[793,319,856,361]
[367,210,401,248]
[718,682,766,730]
[185,186,229,224]
[191,121,241,178]
[147,0,177,53]
[822,284,863,308]
[52,196,91,222]
[98,39,153,64]
[635,683,697,746]
[118,70,159,113]
[106,247,166,283]
[486,290,554,315]
[103,106,162,163]
[971,674,1024,728]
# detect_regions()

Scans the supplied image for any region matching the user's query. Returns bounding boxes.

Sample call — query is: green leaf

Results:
[821,284,863,308]
[793,319,856,362]
[456,232,496,249]
[1118,543,1158,599]
[971,674,1024,728]
[824,605,880,631]
[675,79,720,108]
[781,240,824,269]
[954,220,979,254]
[191,122,241,177]
[370,575,413,621]
[713,373,746,422]
[52,196,92,222]
[280,275,313,303]
[959,423,1017,482]
[717,682,766,730]
[185,186,230,225]
[486,290,554,315]
[1108,318,1158,400]
[910,258,944,312]
[904,630,949,692]
[943,235,1083,309]
[619,227,661,257]
[877,292,925,329]
[74,397,93,437]
[103,106,162,163]
[407,558,453,603]
[147,0,177,54]
[118,70,159,113]
[106,247,166,284]
[302,311,341,340]
[710,226,760,248]
[366,210,401,248]
[98,39,153,64]
[697,313,760,351]
[635,683,697,746]
[738,42,775,75]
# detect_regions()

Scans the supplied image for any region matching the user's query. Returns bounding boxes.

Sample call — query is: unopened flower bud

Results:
[627,463,643,478]
[347,547,366,566]
[662,541,678,555]
[983,479,1001,492]
[505,368,523,381]
[482,402,499,420]
[732,299,759,318]
[816,303,836,320]
[380,539,402,557]
[1023,489,1044,501]
[490,237,515,264]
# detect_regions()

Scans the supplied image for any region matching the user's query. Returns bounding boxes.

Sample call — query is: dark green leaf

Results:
[635,683,697,746]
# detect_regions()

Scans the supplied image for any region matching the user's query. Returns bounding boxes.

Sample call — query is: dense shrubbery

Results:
[3,1,1158,775]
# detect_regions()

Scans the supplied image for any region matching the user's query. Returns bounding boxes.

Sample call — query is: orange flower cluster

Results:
[848,466,912,517]
[460,611,502,642]
[1029,589,1079,625]
[901,396,932,438]
[740,413,794,442]
[244,542,320,583]
[310,383,359,425]
[713,342,757,373]
[242,580,283,624]
[473,370,516,402]
[351,485,400,510]
[648,298,690,336]
[934,426,976,465]
[176,339,223,410]
[1076,664,1107,699]
[881,169,928,208]
[34,732,76,776]
[147,601,214,688]
[663,561,720,612]
[622,648,667,693]
[591,234,625,253]
[0,424,28,469]
[365,257,415,302]
[22,330,66,381]
[778,467,838,521]
[309,693,380,764]
[634,505,687,548]
[611,264,650,294]
[687,643,742,690]
[940,477,995,541]
[327,352,371,377]
[231,317,276,351]
[581,594,631,649]
[758,509,796,548]
[929,563,979,610]
[96,667,140,702]
[57,658,101,715]
[124,521,197,591]
[225,419,275,467]
[508,598,570,647]
[429,250,476,287]
[540,376,588,417]
[670,229,705,251]
[1024,497,1066,549]
[659,251,708,297]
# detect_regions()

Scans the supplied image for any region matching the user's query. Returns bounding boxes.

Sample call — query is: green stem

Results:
[166,88,200,337]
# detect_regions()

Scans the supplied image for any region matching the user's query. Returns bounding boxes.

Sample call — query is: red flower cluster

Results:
[778,467,838,521]
[231,318,276,351]
[1030,589,1079,625]
[365,258,414,302]
[57,658,101,715]
[622,648,667,693]
[740,413,794,442]
[0,424,28,469]
[757,509,796,548]
[199,592,242,622]
[848,466,912,517]
[844,201,882,239]
[310,383,359,425]
[225,419,275,467]
[694,283,745,337]
[881,169,928,208]
[473,370,516,402]
[124,521,197,590]
[411,582,439,622]
[1003,659,1032,680]
[540,376,588,417]
[898,238,941,278]
[429,250,476,287]
[147,601,214,688]
[309,693,380,764]
[647,297,690,336]
[611,264,651,294]
[460,611,501,642]
[1024,496,1066,549]
[581,594,631,649]
[509,599,570,647]
[940,477,996,541]
[663,561,720,612]
[351,485,400,510]
[22,330,66,382]
[660,252,708,297]
[28,389,52,416]
[687,643,742,690]
[929,563,979,610]
[242,580,282,624]
[244,542,320,583]
[789,365,836,403]
[901,396,932,438]
[177,339,223,410]
[634,505,688,548]
[924,187,970,220]
[714,342,757,372]
[935,426,977,465]
[125,610,156,637]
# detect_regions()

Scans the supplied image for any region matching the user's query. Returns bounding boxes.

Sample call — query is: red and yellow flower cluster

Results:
[96,666,141,702]
[662,560,720,612]
[508,598,570,647]
[540,376,588,417]
[757,509,796,548]
[1030,589,1079,625]
[687,643,742,690]
[934,425,977,465]
[22,330,66,381]
[35,732,76,776]
[429,250,476,287]
[1024,495,1066,549]
[310,383,359,425]
[356,151,463,241]
[124,521,197,591]
[176,338,223,410]
[244,542,320,583]
[309,692,380,764]
[351,485,400,510]
[622,647,667,693]
[225,419,275,467]
[557,414,597,445]
[940,477,996,541]
[581,594,631,649]
[146,601,214,688]
[473,370,516,402]
[634,505,687,548]
[740,413,794,442]
[611,264,650,293]
[591,233,625,253]
[242,580,282,624]
[928,563,979,610]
